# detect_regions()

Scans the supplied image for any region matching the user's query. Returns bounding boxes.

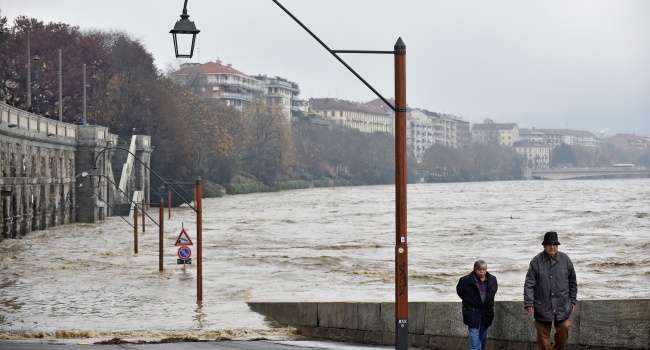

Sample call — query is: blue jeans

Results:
[468,321,488,350]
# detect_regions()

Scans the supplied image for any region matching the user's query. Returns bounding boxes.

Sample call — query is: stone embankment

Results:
[248,300,649,349]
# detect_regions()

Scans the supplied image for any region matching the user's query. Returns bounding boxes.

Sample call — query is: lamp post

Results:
[169,2,408,348]
[32,54,41,115]
[83,63,87,123]
[26,31,31,112]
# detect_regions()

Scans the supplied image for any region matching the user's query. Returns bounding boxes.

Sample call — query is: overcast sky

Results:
[2,0,649,136]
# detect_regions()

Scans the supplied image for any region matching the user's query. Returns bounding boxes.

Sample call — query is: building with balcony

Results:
[169,60,265,112]
[608,133,648,152]
[407,109,436,163]
[253,75,300,122]
[472,123,519,146]
[309,98,392,134]
[513,140,551,168]
[538,129,596,148]
[519,128,546,144]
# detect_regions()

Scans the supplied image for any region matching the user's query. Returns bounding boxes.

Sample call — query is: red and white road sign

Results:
[174,229,193,246]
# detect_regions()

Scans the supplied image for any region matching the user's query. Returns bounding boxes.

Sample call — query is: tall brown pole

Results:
[142,199,146,232]
[394,37,408,350]
[196,177,203,303]
[159,199,164,272]
[133,207,139,254]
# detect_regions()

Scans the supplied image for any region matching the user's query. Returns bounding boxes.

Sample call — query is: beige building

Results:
[309,98,392,134]
[513,140,551,168]
[472,123,520,146]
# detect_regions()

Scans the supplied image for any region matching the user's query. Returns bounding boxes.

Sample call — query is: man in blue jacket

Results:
[456,260,498,350]
[524,231,578,350]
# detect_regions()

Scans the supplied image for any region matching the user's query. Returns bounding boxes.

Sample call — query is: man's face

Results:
[474,267,487,279]
[544,244,558,258]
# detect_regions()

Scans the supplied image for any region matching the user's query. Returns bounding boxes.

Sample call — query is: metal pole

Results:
[394,37,408,350]
[168,191,171,219]
[196,177,203,303]
[58,49,62,121]
[83,63,87,123]
[27,31,31,111]
[159,199,164,272]
[134,206,138,254]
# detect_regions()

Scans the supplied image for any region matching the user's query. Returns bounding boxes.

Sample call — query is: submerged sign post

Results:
[175,228,193,264]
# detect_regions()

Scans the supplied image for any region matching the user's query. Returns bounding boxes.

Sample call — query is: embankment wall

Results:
[248,300,649,349]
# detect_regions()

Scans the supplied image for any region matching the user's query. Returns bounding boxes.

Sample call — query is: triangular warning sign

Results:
[174,229,194,246]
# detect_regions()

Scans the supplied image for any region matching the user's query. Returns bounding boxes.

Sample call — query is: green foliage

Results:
[224,175,261,195]
[201,181,224,198]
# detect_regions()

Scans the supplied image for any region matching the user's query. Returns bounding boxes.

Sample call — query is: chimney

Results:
[227,63,232,68]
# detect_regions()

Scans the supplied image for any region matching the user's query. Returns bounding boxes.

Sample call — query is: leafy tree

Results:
[241,102,292,184]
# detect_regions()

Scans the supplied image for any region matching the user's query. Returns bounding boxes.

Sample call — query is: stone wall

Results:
[1,103,150,240]
[248,300,650,349]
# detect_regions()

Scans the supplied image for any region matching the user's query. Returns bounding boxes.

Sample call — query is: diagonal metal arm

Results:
[271,0,396,112]
[93,147,199,213]
[75,185,135,229]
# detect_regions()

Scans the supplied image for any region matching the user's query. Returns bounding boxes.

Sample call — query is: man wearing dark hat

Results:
[524,231,577,350]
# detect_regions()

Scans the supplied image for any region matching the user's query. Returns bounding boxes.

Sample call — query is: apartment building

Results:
[170,61,264,112]
[513,140,551,168]
[404,109,466,162]
[407,109,436,163]
[519,128,546,144]
[608,133,648,152]
[538,129,596,148]
[309,98,392,134]
[456,120,471,148]
[253,75,300,122]
[472,123,520,146]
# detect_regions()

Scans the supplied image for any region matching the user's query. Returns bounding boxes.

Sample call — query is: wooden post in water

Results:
[133,206,138,254]
[196,178,203,303]
[394,37,408,350]
[159,199,164,272]
[142,198,146,232]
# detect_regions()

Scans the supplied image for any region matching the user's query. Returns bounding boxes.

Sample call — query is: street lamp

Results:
[33,54,41,115]
[169,0,200,58]
[169,2,408,349]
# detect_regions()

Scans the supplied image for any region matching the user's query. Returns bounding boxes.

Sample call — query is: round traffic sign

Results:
[177,246,192,260]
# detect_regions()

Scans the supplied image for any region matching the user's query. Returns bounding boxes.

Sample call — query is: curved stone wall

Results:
[0,103,148,240]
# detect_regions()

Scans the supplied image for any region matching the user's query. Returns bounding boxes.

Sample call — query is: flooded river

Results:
[1,178,648,341]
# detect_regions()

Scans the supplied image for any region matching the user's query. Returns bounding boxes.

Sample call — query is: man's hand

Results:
[525,306,534,314]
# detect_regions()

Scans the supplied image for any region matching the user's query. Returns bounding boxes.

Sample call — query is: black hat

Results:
[542,231,561,245]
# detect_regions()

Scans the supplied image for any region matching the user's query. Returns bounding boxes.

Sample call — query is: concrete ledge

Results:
[248,300,650,349]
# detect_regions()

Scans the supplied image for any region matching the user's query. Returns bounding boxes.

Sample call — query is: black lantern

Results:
[170,0,200,58]
[86,168,102,189]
